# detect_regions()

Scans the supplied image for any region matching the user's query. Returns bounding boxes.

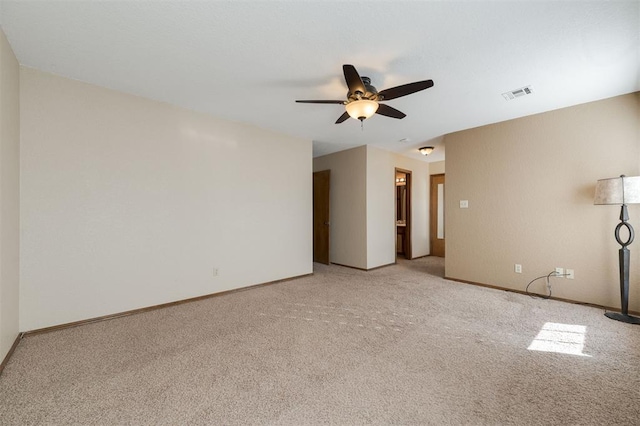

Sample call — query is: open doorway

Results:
[430,173,445,257]
[395,168,412,259]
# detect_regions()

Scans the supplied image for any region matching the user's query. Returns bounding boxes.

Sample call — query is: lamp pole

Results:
[605,176,640,324]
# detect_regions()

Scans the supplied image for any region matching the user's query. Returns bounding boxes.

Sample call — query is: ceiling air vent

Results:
[502,86,533,101]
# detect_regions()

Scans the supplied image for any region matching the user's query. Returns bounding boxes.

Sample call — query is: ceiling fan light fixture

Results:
[345,99,379,121]
[419,146,434,156]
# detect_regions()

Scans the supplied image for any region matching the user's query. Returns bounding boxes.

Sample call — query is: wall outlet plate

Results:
[555,267,564,277]
[566,269,574,279]
[515,264,522,273]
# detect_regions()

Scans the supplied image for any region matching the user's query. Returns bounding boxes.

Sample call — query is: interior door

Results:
[430,174,445,257]
[313,170,330,264]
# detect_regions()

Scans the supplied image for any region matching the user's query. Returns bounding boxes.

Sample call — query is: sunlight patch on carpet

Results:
[527,322,591,357]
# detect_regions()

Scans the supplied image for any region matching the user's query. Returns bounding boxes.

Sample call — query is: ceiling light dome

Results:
[345,99,379,121]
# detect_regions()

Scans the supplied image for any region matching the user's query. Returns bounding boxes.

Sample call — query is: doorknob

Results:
[324,222,330,226]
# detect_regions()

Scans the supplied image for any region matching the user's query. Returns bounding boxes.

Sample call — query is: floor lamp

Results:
[594,175,640,324]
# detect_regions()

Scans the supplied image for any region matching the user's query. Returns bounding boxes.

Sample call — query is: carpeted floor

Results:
[1,257,639,425]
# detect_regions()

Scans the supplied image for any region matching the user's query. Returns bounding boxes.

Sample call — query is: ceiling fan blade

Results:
[376,103,406,119]
[378,79,434,101]
[296,100,345,104]
[335,111,350,124]
[343,64,366,95]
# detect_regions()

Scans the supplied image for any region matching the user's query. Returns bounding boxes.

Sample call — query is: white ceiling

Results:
[1,1,638,162]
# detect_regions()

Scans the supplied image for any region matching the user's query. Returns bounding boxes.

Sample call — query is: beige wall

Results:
[20,68,312,330]
[314,145,431,270]
[0,29,20,361]
[366,146,431,268]
[445,93,640,311]
[313,146,367,269]
[366,146,396,268]
[430,160,445,175]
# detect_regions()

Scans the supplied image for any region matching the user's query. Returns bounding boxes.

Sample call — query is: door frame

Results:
[430,173,445,257]
[395,168,412,260]
[313,170,331,264]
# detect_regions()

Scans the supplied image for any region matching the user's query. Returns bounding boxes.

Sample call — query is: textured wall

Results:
[0,29,20,360]
[20,68,312,330]
[313,146,367,269]
[445,93,640,311]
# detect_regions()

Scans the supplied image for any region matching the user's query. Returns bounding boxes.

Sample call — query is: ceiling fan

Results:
[296,64,434,124]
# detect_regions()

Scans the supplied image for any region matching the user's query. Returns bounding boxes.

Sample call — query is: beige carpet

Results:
[1,257,639,425]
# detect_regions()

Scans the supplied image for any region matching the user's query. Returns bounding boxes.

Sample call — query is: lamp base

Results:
[605,312,640,324]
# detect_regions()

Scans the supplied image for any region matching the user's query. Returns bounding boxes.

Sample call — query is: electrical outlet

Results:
[460,200,469,208]
[213,267,218,277]
[566,269,574,279]
[555,267,564,277]
[515,264,522,273]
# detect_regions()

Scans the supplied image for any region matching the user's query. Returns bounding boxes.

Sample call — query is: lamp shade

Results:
[419,146,434,156]
[594,175,640,205]
[345,100,379,120]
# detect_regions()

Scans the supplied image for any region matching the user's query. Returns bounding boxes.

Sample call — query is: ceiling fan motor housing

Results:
[347,76,380,102]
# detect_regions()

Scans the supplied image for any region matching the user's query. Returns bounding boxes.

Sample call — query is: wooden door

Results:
[313,170,330,264]
[430,174,445,257]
